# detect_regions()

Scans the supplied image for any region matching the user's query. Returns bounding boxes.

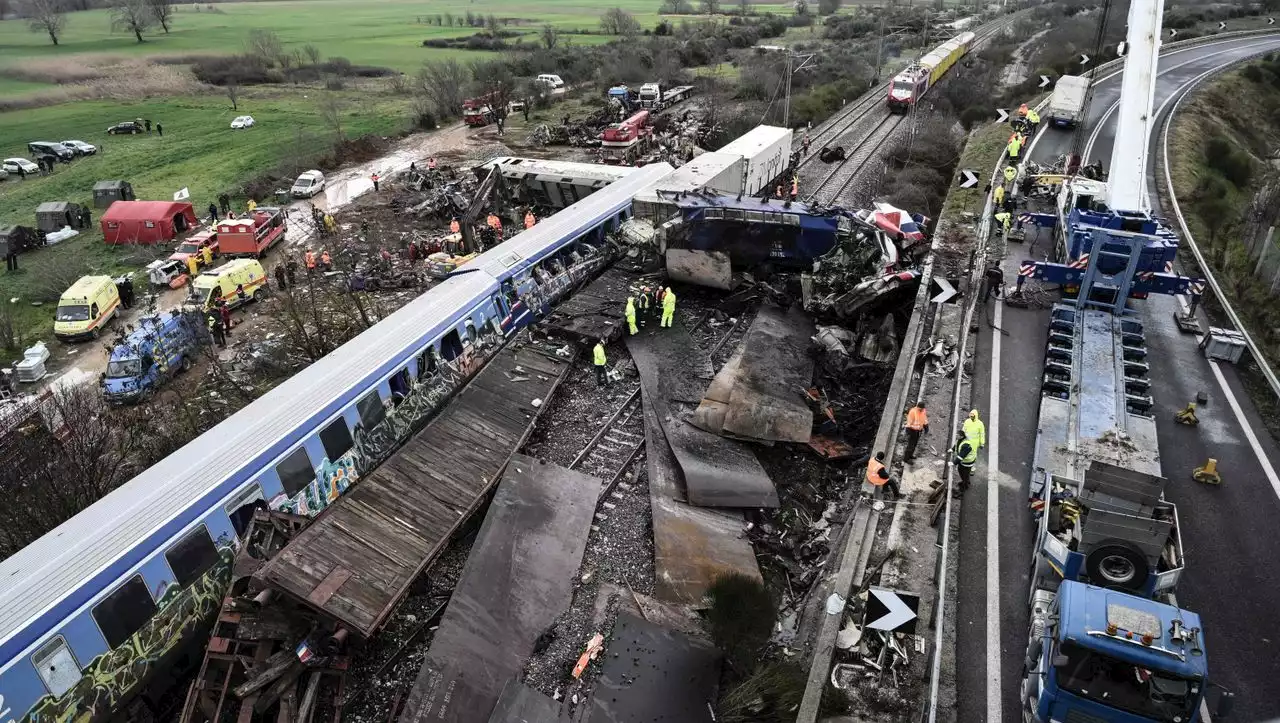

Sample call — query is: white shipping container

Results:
[717,125,792,196]
[644,152,744,196]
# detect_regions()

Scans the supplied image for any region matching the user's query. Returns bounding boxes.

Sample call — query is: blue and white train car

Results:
[0,162,675,723]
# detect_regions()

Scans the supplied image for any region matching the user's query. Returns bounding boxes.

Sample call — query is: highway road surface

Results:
[958,33,1280,723]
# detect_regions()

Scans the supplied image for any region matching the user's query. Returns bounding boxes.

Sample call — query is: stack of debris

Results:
[179,510,350,723]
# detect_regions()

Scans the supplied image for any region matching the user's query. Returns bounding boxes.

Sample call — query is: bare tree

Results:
[659,0,695,14]
[318,94,346,141]
[416,58,469,117]
[302,42,321,65]
[539,23,559,49]
[146,0,173,33]
[740,0,750,14]
[246,28,284,65]
[111,0,154,43]
[27,0,68,46]
[226,78,240,110]
[472,59,516,114]
[816,0,840,14]
[600,7,641,36]
[701,0,721,14]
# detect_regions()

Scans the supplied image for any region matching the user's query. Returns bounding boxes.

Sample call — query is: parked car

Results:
[106,121,144,135]
[230,115,256,129]
[536,73,565,89]
[290,170,326,198]
[1,158,40,176]
[27,142,75,162]
[61,140,97,156]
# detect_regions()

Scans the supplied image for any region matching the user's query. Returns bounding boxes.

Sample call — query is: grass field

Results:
[0,84,409,348]
[0,0,693,82]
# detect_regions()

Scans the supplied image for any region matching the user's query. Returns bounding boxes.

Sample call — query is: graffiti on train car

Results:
[266,321,504,518]
[264,246,608,519]
[15,541,235,723]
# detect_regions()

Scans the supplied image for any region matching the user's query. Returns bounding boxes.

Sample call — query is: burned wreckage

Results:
[625,191,930,320]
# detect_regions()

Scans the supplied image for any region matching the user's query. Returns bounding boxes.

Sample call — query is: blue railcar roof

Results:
[0,271,496,662]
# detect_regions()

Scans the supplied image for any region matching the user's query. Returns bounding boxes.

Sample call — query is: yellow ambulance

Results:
[53,275,121,341]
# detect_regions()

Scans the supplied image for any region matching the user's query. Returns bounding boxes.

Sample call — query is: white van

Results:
[536,74,565,90]
[291,169,326,198]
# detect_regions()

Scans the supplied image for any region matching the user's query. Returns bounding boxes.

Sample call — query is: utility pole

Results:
[783,51,793,128]
[760,45,815,127]
[875,9,887,84]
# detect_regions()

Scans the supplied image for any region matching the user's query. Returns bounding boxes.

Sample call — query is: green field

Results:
[0,86,408,351]
[0,0,680,84]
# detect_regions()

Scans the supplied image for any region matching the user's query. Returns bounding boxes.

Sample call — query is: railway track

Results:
[795,13,1017,169]
[807,114,906,206]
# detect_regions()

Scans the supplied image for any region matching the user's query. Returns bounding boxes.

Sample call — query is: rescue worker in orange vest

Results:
[371,172,380,192]
[450,217,461,235]
[524,210,536,229]
[320,250,332,271]
[865,451,902,499]
[305,249,317,273]
[486,213,503,239]
[790,175,799,201]
[902,404,929,462]
[428,157,437,170]
[776,183,784,199]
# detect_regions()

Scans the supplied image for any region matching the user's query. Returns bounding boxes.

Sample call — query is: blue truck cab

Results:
[101,311,200,403]
[1024,581,1208,723]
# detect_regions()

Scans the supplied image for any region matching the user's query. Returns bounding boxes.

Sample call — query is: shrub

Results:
[704,574,775,676]
[1206,136,1253,188]
[192,54,280,85]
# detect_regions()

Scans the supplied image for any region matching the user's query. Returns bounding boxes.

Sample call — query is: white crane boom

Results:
[1107,0,1165,212]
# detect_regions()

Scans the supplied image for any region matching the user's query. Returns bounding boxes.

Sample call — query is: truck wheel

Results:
[253,288,266,302]
[180,355,192,372]
[1084,540,1149,592]
[91,327,100,340]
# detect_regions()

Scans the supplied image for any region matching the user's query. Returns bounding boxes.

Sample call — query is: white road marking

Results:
[1209,360,1280,499]
[987,298,1004,723]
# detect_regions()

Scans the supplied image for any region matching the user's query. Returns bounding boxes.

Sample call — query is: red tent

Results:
[100,200,198,245]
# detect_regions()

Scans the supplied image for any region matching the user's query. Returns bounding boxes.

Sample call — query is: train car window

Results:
[417,346,439,381]
[275,446,316,498]
[224,484,265,538]
[465,320,478,345]
[32,636,81,698]
[92,575,157,649]
[357,390,385,430]
[389,367,411,405]
[319,417,353,461]
[440,330,463,361]
[164,524,219,588]
[501,281,517,309]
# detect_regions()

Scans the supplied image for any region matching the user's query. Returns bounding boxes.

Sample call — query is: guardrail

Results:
[1159,50,1280,401]
[919,26,1280,723]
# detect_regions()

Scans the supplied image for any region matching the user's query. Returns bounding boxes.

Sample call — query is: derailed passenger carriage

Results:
[887,31,975,112]
[0,163,674,723]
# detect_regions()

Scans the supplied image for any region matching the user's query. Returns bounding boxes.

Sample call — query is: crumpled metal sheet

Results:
[642,384,763,605]
[399,455,598,723]
[627,324,778,509]
[717,305,815,443]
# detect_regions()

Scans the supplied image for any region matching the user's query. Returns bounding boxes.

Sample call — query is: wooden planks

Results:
[256,341,572,637]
